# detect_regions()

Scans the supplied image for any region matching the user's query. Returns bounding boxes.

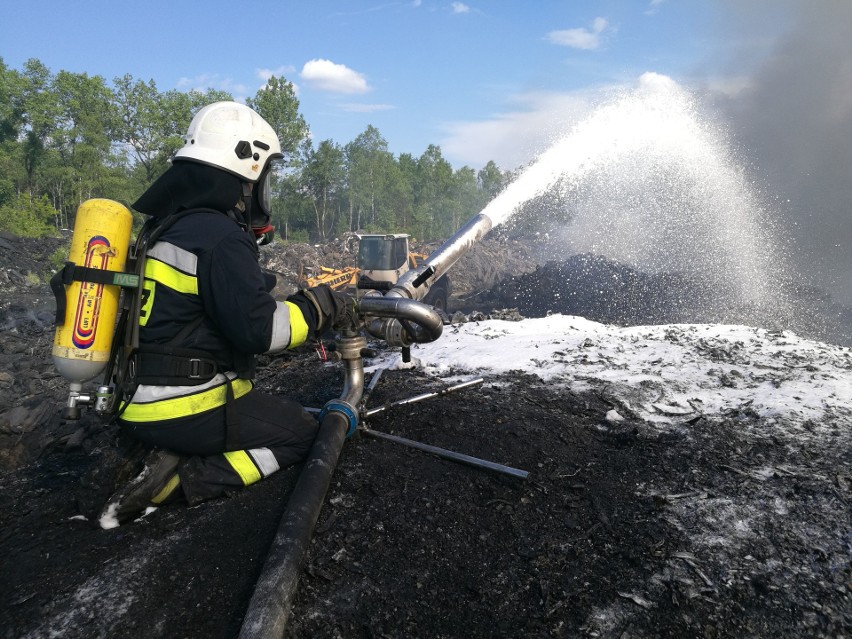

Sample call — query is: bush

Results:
[48,243,71,273]
[0,194,59,238]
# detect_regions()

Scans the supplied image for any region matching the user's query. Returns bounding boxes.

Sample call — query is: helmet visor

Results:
[252,159,280,227]
[259,168,272,217]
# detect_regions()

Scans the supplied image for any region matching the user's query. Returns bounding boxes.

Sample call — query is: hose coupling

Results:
[319,398,359,438]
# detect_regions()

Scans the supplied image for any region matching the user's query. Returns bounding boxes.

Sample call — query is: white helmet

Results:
[174,101,283,182]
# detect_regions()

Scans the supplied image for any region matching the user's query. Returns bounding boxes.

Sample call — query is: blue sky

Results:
[1,0,795,171]
[5,1,852,304]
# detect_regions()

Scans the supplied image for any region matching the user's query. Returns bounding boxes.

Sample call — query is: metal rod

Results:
[363,377,484,417]
[365,368,384,393]
[361,428,529,480]
[359,368,384,409]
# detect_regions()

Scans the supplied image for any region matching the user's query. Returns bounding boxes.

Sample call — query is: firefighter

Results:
[99,101,352,528]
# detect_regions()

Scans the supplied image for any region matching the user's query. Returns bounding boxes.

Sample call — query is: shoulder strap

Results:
[104,209,209,419]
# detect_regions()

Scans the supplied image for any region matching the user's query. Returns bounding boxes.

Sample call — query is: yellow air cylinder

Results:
[52,199,133,384]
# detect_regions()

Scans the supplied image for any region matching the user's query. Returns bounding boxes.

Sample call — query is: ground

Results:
[0,232,849,638]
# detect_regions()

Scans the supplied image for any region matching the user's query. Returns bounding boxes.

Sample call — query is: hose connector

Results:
[359,296,443,345]
[319,398,359,438]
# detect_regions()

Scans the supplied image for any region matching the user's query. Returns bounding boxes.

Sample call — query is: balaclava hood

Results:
[132,160,243,219]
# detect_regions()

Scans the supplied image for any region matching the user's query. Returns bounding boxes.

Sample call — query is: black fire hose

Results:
[238,409,350,639]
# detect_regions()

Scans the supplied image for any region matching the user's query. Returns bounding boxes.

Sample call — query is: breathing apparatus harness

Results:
[98,211,211,418]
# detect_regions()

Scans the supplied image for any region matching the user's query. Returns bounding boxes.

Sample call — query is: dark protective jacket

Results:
[118,209,310,424]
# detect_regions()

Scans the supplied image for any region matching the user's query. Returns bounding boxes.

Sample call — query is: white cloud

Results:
[451,2,470,14]
[300,59,370,94]
[257,66,296,81]
[175,73,248,96]
[340,103,396,113]
[547,17,610,50]
[645,0,666,16]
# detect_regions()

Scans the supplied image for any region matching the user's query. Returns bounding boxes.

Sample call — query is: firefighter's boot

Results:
[99,449,184,529]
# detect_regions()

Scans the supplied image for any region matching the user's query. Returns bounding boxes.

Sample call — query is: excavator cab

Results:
[299,234,450,311]
[356,234,450,311]
[357,234,412,290]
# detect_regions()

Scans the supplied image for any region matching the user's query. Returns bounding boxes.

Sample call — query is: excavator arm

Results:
[299,266,360,291]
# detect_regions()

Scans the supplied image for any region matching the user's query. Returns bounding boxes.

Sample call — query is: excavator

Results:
[300,233,452,311]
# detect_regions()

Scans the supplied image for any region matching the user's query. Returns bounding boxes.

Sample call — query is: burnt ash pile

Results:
[0,233,64,335]
[469,253,852,347]
[471,254,713,325]
[1,231,850,638]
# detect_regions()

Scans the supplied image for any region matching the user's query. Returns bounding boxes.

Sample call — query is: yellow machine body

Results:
[52,199,133,384]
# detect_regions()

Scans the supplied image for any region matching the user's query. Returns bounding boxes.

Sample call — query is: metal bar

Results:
[366,368,384,393]
[363,377,484,417]
[359,368,384,410]
[361,428,529,480]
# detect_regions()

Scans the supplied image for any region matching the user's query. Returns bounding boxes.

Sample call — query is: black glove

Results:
[289,285,356,337]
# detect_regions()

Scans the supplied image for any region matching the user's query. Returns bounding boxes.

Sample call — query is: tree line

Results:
[0,57,511,243]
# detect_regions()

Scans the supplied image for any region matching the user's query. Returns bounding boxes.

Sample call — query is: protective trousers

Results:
[122,390,319,505]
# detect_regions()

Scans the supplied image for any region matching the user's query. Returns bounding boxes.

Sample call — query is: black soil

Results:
[1,233,850,638]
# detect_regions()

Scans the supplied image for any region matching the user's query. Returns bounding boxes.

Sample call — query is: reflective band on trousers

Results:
[224,450,262,485]
[120,378,253,422]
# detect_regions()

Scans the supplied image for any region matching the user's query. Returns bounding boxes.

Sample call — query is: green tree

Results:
[0,64,18,205]
[396,153,420,234]
[113,83,233,203]
[344,125,396,232]
[415,145,454,239]
[113,74,172,187]
[18,59,58,196]
[0,58,516,244]
[477,160,505,201]
[376,158,411,233]
[48,70,118,221]
[302,140,345,241]
[0,57,25,144]
[247,76,309,241]
[449,166,480,232]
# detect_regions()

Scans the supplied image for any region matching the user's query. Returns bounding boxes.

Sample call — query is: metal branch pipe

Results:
[361,212,493,347]
[360,296,444,346]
